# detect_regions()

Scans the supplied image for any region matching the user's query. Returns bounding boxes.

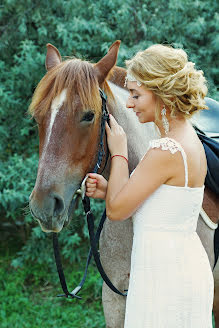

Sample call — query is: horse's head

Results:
[29,41,120,232]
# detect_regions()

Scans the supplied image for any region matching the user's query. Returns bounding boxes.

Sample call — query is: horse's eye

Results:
[81,111,95,122]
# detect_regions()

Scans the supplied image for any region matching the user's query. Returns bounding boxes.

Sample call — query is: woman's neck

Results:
[156,115,187,138]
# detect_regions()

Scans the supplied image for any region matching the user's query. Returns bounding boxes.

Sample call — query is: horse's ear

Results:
[94,40,121,85]
[45,43,62,71]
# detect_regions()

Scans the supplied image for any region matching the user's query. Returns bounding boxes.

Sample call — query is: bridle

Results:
[52,88,127,299]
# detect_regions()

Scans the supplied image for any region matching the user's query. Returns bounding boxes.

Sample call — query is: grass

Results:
[0,254,105,328]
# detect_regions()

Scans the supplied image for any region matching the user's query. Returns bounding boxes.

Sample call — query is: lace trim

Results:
[148,137,188,187]
[149,138,180,154]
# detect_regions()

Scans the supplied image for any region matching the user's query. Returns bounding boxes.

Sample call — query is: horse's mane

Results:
[29,58,114,118]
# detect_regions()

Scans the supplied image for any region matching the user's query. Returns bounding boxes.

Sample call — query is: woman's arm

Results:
[103,115,174,221]
[86,115,175,221]
[106,148,173,221]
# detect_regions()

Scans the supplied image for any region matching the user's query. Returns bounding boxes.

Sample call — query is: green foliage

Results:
[0,0,218,267]
[1,0,218,157]
[0,153,38,219]
[1,1,218,325]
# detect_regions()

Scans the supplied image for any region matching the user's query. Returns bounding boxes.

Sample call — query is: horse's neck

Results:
[107,80,159,172]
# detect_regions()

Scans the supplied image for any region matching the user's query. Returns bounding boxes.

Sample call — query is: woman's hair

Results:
[125,44,208,120]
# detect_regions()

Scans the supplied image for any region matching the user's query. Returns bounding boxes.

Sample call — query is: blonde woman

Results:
[85,45,214,327]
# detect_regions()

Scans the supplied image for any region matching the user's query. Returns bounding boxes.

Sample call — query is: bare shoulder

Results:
[181,133,207,178]
[140,145,177,179]
[169,129,207,187]
[178,129,206,165]
[127,145,177,197]
[142,137,185,167]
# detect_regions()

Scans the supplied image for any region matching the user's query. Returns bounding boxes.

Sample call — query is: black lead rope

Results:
[52,209,106,299]
[52,89,127,299]
[53,233,81,299]
[82,196,127,296]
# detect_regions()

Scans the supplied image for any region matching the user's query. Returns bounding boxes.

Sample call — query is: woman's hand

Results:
[105,115,128,157]
[85,173,108,200]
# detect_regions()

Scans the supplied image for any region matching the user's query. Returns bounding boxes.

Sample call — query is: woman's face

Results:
[126,81,157,123]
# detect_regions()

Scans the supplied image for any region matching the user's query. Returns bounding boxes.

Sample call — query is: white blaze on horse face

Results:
[41,89,67,160]
[47,89,67,146]
[36,88,83,190]
[37,89,68,188]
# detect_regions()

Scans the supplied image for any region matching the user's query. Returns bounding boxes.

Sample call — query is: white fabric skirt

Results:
[124,231,214,328]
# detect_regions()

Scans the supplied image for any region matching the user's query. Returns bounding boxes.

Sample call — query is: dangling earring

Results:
[161,106,169,135]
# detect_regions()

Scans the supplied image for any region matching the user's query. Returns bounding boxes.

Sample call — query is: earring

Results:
[161,106,169,135]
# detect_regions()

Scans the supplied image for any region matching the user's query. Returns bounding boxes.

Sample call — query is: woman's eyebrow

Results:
[128,88,138,93]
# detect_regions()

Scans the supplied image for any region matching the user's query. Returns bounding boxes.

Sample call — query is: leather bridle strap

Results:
[82,196,127,296]
[93,88,110,174]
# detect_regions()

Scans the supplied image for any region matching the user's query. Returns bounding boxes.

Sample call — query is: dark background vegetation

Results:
[0,0,218,326]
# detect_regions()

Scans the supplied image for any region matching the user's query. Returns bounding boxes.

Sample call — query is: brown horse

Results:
[29,41,219,328]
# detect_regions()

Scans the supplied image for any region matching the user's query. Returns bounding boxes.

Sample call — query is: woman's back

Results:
[162,120,207,188]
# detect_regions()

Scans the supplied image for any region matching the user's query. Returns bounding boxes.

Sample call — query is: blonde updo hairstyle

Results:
[125,44,208,121]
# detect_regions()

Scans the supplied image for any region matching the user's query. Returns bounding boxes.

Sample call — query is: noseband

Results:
[52,88,127,299]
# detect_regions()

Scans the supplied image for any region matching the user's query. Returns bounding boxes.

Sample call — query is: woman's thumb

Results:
[88,173,99,179]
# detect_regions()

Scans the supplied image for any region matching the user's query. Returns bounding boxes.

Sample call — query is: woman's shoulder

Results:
[145,131,207,187]
[142,138,179,174]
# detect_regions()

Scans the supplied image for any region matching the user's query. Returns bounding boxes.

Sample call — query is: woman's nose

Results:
[126,97,134,109]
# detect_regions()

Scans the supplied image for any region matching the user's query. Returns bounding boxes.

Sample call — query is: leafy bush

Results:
[1,0,218,265]
[0,153,38,220]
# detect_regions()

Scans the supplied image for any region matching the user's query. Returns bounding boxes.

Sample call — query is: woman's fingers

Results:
[86,181,96,196]
[109,114,116,124]
[105,121,110,136]
[85,174,98,195]
[85,173,107,200]
[86,190,94,196]
[86,180,97,187]
[86,182,97,195]
[106,114,118,130]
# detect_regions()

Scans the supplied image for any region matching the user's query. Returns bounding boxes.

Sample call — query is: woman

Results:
[85,45,214,327]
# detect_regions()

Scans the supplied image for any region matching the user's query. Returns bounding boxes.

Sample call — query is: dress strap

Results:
[148,137,188,187]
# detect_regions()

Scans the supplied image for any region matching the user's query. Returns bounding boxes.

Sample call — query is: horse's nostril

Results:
[53,193,65,217]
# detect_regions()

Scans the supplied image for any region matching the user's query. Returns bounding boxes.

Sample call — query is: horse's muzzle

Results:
[29,191,67,232]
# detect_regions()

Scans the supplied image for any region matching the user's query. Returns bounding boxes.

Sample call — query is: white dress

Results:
[124,137,214,328]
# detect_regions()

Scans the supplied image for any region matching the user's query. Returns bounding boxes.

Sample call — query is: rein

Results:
[52,88,127,299]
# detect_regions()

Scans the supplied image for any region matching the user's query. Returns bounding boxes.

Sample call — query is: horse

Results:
[29,41,219,328]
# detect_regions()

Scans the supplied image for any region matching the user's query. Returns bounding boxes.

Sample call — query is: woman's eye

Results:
[81,111,95,122]
[133,95,139,99]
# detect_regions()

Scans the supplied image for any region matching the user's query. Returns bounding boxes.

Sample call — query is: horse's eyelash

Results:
[81,111,95,122]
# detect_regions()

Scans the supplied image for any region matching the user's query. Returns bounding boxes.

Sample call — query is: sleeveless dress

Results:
[124,137,214,328]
